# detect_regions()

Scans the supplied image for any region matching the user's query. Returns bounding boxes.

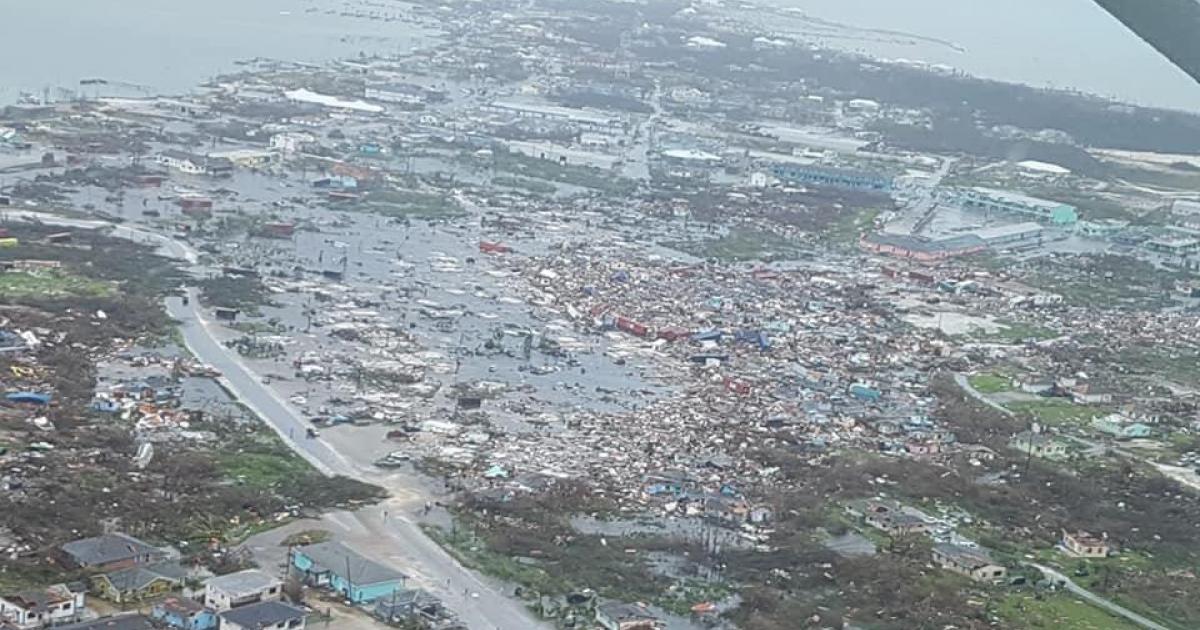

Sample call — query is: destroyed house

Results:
[59,533,166,571]
[151,596,217,630]
[0,584,85,628]
[596,601,659,630]
[157,150,234,177]
[642,470,694,498]
[847,499,931,536]
[157,150,206,175]
[290,541,406,603]
[701,495,751,523]
[259,223,296,239]
[1009,431,1068,458]
[932,544,1006,582]
[1061,530,1112,558]
[372,590,444,624]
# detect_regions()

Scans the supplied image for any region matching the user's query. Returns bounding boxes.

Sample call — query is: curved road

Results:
[1026,563,1172,630]
[169,287,550,630]
[953,372,1014,416]
[12,211,547,630]
[953,369,1173,630]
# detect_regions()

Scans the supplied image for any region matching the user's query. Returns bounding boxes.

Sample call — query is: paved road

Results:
[1,211,547,630]
[953,373,1015,416]
[1026,563,1173,630]
[168,291,551,630]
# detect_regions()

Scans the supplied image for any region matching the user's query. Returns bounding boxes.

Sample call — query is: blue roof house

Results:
[151,597,217,630]
[849,384,882,402]
[290,541,405,604]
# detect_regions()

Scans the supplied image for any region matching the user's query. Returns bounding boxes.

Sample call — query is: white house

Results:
[157,150,206,175]
[204,569,282,612]
[0,584,85,628]
[364,83,428,105]
[269,132,315,154]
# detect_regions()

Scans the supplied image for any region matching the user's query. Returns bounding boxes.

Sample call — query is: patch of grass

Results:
[485,151,636,195]
[656,578,734,616]
[198,276,270,312]
[423,523,560,595]
[282,529,333,547]
[350,189,465,219]
[1006,398,1105,426]
[216,435,312,489]
[669,226,803,261]
[1112,346,1200,387]
[1022,255,1185,310]
[973,320,1058,343]
[0,270,112,298]
[969,373,1012,394]
[995,592,1139,630]
[491,176,557,195]
[229,320,287,335]
[214,428,385,507]
[823,207,880,245]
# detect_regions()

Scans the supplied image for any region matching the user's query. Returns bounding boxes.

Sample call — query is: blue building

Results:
[151,597,217,630]
[951,187,1078,226]
[849,384,882,402]
[290,541,406,604]
[771,164,893,192]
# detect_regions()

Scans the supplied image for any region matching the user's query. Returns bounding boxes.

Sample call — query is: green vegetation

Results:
[492,176,558,195]
[974,320,1058,343]
[198,276,271,311]
[969,373,1013,394]
[217,434,313,489]
[822,207,880,245]
[356,189,465,219]
[1107,162,1200,193]
[229,320,287,335]
[1006,398,1104,426]
[0,269,112,298]
[657,578,735,616]
[1111,345,1200,387]
[0,225,187,339]
[426,483,727,618]
[281,529,333,547]
[668,226,804,261]
[1023,187,1136,222]
[215,426,385,507]
[484,151,637,195]
[995,592,1139,630]
[424,524,561,595]
[1023,255,1185,310]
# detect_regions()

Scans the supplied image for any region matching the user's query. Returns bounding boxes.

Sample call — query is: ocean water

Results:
[753,0,1200,112]
[2,0,1196,112]
[0,0,436,103]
